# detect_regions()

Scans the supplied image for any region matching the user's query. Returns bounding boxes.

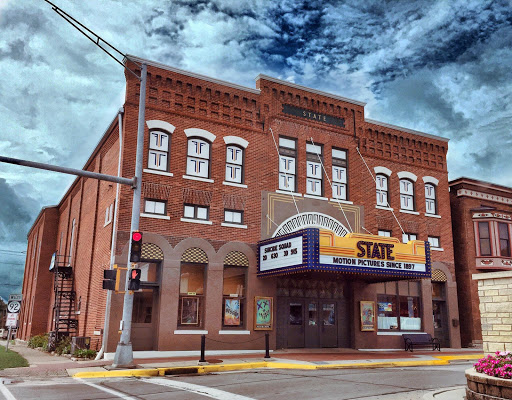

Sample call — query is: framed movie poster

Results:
[224,299,241,326]
[360,301,375,331]
[254,296,273,330]
[181,297,199,325]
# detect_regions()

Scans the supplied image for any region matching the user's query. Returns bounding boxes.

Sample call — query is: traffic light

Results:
[102,269,117,290]
[130,231,143,262]
[128,268,141,291]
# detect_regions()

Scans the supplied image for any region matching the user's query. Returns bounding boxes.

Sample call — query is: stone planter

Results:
[466,368,512,399]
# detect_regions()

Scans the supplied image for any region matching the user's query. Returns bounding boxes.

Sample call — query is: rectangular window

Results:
[306,143,323,196]
[148,131,170,171]
[179,262,206,327]
[400,179,415,211]
[378,230,391,237]
[428,236,440,248]
[402,233,417,243]
[378,282,421,331]
[225,145,244,184]
[222,266,247,328]
[478,221,491,256]
[498,222,510,257]
[332,148,347,200]
[224,210,243,224]
[144,199,166,215]
[104,203,113,226]
[279,137,297,192]
[377,295,398,330]
[184,204,209,220]
[399,296,421,331]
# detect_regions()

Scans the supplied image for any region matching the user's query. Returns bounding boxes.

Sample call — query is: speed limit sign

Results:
[7,301,21,313]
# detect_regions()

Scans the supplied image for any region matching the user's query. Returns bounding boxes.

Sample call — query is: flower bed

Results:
[475,352,512,380]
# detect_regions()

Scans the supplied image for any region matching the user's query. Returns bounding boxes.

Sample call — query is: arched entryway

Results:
[431,269,449,348]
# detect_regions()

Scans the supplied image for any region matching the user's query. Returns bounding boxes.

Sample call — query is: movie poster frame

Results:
[360,300,375,331]
[254,296,273,330]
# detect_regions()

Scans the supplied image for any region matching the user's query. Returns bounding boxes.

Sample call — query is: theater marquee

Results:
[257,229,431,279]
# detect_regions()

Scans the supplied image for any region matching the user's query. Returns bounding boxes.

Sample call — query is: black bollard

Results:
[264,332,270,359]
[199,334,206,363]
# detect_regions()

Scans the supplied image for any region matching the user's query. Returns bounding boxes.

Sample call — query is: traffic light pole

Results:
[112,63,147,368]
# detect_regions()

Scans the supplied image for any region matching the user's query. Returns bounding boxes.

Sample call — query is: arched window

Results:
[376,174,389,207]
[222,251,249,328]
[179,248,208,328]
[400,179,415,211]
[425,183,437,215]
[146,121,175,173]
[186,137,211,178]
[225,145,244,184]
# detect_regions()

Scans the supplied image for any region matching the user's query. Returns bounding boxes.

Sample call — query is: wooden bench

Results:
[403,333,440,352]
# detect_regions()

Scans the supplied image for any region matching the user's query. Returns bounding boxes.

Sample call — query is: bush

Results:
[55,336,71,355]
[474,351,512,379]
[27,334,49,350]
[73,348,97,359]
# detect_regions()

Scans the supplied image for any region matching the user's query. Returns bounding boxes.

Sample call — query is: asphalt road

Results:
[0,361,472,400]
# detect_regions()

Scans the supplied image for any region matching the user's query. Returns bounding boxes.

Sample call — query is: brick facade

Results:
[19,56,461,353]
[450,178,512,348]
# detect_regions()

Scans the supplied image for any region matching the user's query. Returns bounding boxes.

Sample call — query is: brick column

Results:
[472,271,512,355]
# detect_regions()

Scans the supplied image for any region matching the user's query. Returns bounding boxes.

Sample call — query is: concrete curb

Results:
[72,357,470,378]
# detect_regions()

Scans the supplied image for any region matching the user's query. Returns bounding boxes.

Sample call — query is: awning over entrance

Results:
[257,228,431,280]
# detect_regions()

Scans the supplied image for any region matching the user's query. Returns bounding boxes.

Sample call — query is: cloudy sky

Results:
[0,0,511,298]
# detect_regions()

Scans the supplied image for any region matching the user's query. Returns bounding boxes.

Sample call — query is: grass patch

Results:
[0,345,29,369]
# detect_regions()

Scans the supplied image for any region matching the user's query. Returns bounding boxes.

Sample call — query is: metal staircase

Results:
[50,254,77,347]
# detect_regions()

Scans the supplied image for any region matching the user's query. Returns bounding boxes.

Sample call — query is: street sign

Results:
[7,301,21,313]
[6,313,18,328]
[8,294,22,302]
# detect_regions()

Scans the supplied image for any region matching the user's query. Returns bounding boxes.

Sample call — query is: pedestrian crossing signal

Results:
[128,268,141,291]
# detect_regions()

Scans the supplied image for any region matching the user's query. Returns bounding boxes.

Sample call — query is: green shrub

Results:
[27,334,49,350]
[55,336,72,355]
[73,348,97,359]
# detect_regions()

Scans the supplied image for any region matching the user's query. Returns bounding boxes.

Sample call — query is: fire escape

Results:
[50,254,77,345]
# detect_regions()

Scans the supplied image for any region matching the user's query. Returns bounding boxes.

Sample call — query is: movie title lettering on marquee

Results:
[282,104,346,128]
[259,236,303,272]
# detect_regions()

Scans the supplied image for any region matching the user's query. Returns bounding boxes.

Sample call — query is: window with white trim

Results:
[186,138,210,178]
[400,179,415,211]
[184,204,209,221]
[104,203,114,225]
[332,148,347,200]
[402,232,417,243]
[148,130,170,171]
[144,199,166,215]
[425,183,437,215]
[306,143,323,196]
[224,210,243,224]
[499,222,511,257]
[225,145,244,184]
[428,236,440,248]
[376,174,389,206]
[378,230,391,237]
[278,137,297,192]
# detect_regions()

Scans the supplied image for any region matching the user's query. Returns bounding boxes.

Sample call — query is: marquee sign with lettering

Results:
[282,104,346,128]
[258,228,431,279]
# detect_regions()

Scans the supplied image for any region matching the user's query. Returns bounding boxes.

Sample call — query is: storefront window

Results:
[399,296,420,330]
[179,262,205,327]
[377,295,398,330]
[222,266,246,328]
[378,292,421,331]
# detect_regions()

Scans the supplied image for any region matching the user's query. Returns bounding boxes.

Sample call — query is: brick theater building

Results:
[18,56,461,357]
[450,178,512,348]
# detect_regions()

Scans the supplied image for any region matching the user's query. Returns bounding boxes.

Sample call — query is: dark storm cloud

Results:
[0,179,39,243]
[0,39,34,63]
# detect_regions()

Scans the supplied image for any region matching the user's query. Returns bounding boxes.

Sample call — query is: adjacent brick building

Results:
[18,56,461,356]
[450,178,512,348]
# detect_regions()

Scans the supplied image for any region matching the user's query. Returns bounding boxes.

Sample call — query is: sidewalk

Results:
[0,340,483,379]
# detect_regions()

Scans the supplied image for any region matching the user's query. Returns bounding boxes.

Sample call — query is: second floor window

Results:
[478,222,491,256]
[278,137,296,192]
[225,145,244,184]
[428,236,440,248]
[332,148,347,200]
[378,230,391,237]
[224,210,243,224]
[376,174,389,207]
[148,131,170,171]
[425,183,437,215]
[306,143,323,196]
[186,138,210,178]
[144,199,166,215]
[400,179,415,211]
[184,204,209,221]
[499,222,510,257]
[402,232,417,243]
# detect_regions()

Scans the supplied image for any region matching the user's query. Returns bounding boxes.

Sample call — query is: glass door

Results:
[320,301,337,348]
[305,301,319,348]
[287,300,305,348]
